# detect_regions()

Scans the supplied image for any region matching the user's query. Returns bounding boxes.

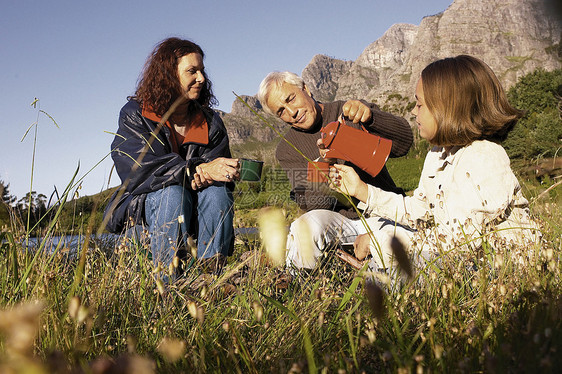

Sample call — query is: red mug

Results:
[307,161,331,182]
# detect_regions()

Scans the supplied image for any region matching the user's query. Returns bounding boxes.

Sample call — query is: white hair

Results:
[257,71,305,115]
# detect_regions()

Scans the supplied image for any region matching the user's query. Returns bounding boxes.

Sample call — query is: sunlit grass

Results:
[1,98,560,372]
[1,170,560,373]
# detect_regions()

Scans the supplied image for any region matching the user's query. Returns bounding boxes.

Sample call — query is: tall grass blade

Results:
[13,164,80,296]
[332,275,362,324]
[260,292,317,373]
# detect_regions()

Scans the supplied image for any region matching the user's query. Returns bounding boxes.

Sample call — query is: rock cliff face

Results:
[223,0,561,145]
[314,0,561,103]
[219,95,285,145]
[301,55,353,103]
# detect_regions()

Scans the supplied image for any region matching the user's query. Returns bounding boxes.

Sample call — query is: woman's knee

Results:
[161,184,190,201]
[145,185,192,225]
[147,185,190,206]
[198,184,233,211]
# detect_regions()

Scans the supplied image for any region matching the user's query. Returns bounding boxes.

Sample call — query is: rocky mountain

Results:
[222,0,561,146]
[218,95,285,145]
[322,0,561,104]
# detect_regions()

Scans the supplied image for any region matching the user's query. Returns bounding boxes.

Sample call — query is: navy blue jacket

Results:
[103,99,232,233]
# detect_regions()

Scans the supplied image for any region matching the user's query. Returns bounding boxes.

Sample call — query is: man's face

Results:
[266,82,319,131]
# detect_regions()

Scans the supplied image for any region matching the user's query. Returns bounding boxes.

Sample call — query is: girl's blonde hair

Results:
[422,55,523,146]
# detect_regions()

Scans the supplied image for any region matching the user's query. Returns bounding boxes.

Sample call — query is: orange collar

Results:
[141,105,209,152]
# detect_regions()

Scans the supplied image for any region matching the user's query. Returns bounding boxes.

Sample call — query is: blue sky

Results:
[1,0,453,201]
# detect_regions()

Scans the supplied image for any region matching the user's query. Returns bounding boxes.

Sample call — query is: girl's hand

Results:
[328,164,369,202]
[193,157,239,188]
[353,233,371,261]
[316,138,337,163]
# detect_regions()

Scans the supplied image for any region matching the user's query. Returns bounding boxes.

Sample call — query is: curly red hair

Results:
[133,37,217,117]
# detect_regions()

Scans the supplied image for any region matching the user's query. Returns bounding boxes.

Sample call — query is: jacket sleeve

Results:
[362,101,413,158]
[111,105,188,196]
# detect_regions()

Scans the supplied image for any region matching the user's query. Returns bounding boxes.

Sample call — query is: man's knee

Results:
[291,211,327,240]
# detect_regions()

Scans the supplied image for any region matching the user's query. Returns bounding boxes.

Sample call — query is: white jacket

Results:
[361,140,539,252]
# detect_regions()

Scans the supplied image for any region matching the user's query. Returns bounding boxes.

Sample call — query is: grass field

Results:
[1,152,560,373]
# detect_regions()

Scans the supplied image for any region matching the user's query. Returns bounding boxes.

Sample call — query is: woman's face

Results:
[411,78,438,141]
[177,53,205,101]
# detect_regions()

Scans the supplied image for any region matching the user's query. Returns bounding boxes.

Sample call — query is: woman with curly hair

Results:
[103,38,238,281]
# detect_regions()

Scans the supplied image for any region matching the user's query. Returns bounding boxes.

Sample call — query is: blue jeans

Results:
[144,184,234,269]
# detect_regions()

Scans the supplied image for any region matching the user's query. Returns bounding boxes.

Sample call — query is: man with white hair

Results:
[257,71,414,272]
[258,71,413,217]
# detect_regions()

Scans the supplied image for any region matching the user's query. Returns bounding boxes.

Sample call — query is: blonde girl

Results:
[327,54,539,269]
[286,55,538,272]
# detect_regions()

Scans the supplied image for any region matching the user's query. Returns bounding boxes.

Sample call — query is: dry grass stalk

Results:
[390,236,413,278]
[157,337,186,363]
[257,207,287,266]
[0,300,45,360]
[364,280,386,320]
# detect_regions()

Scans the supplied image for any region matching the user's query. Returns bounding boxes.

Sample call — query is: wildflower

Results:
[0,300,45,358]
[76,305,90,325]
[366,329,376,343]
[187,301,198,319]
[155,280,165,295]
[434,344,444,359]
[364,279,385,320]
[187,301,204,325]
[500,285,507,296]
[318,311,325,328]
[187,236,197,258]
[252,301,264,322]
[153,263,164,274]
[68,296,81,320]
[494,254,504,269]
[295,220,314,266]
[158,337,186,363]
[257,207,287,266]
[391,236,412,278]
[222,321,230,332]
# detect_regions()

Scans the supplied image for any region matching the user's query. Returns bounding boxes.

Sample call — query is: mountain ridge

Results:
[222,0,561,147]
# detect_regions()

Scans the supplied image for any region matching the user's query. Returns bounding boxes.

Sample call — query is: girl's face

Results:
[411,78,438,141]
[177,53,205,101]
